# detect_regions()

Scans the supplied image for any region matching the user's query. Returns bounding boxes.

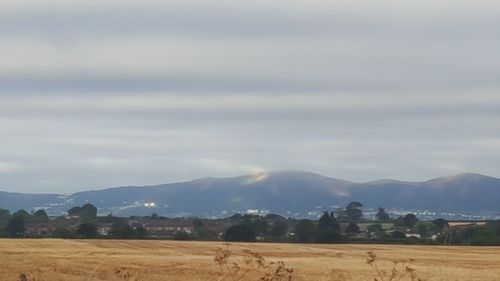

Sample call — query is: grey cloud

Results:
[0,71,498,94]
[0,0,499,192]
[1,1,499,40]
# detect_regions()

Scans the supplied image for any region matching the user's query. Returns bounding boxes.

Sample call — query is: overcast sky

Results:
[0,0,499,193]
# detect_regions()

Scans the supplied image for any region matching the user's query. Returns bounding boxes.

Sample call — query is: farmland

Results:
[0,239,499,281]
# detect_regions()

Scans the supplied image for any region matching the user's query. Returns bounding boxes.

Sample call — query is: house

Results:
[25,222,54,236]
[97,223,113,236]
[448,221,487,228]
[50,217,80,231]
[130,218,194,238]
[405,233,422,239]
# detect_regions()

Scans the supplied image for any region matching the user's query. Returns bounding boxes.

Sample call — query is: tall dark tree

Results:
[270,220,288,238]
[250,217,269,237]
[0,208,10,219]
[8,209,30,237]
[224,224,256,242]
[8,215,25,237]
[317,228,345,243]
[346,222,360,234]
[346,202,363,222]
[135,226,147,239]
[317,212,343,243]
[375,207,390,221]
[295,219,316,243]
[76,223,98,238]
[0,208,11,235]
[318,212,340,232]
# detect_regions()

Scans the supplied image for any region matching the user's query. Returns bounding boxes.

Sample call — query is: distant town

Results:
[39,199,500,221]
[1,201,499,246]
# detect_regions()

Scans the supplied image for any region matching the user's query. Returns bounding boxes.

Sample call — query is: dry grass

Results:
[0,239,499,280]
[214,244,293,281]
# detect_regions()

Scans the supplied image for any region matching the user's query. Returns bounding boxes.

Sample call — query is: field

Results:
[1,239,499,281]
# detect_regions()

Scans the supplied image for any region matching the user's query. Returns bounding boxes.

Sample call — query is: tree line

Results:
[1,201,499,245]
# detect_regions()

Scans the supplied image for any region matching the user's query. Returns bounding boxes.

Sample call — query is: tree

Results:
[250,217,269,237]
[110,219,147,239]
[395,214,418,228]
[174,231,191,240]
[0,208,11,235]
[52,227,74,238]
[391,231,406,239]
[33,209,49,222]
[76,223,98,238]
[413,221,434,239]
[317,212,343,243]
[13,209,30,218]
[432,218,448,231]
[317,229,345,243]
[224,224,256,242]
[0,208,10,220]
[8,215,25,237]
[192,219,205,229]
[403,214,418,228]
[110,220,135,238]
[68,204,97,222]
[346,202,363,222]
[346,222,360,234]
[80,203,97,220]
[367,224,386,240]
[135,226,147,239]
[367,223,383,234]
[68,207,82,216]
[318,212,340,232]
[295,220,316,243]
[269,220,288,238]
[192,219,217,240]
[375,208,390,221]
[8,209,30,237]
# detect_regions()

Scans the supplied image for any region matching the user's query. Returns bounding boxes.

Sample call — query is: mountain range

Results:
[1,171,499,217]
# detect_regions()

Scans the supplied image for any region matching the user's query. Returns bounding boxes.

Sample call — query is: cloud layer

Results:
[0,0,499,192]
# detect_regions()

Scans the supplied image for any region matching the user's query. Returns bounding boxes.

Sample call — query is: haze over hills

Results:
[0,171,499,218]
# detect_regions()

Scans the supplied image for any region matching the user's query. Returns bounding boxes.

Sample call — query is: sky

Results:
[0,0,499,193]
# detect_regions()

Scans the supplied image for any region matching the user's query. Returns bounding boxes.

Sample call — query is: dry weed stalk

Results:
[214,244,293,281]
[19,273,31,281]
[327,268,352,281]
[260,261,294,281]
[19,273,40,281]
[18,247,432,281]
[366,251,425,281]
[114,267,139,281]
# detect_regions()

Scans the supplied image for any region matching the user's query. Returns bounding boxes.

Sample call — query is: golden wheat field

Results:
[1,239,499,281]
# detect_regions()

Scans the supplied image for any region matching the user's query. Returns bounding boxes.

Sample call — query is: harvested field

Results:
[0,239,499,280]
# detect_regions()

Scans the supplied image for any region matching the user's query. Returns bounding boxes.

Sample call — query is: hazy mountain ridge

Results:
[1,171,499,216]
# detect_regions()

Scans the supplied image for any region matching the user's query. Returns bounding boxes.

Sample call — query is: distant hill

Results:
[0,191,63,211]
[1,171,499,216]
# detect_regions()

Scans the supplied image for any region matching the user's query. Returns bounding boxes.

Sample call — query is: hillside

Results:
[0,171,499,216]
